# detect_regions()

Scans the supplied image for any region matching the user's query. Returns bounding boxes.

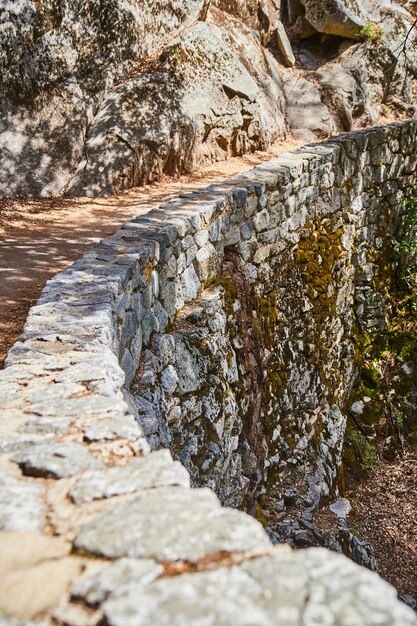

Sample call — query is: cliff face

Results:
[1,0,416,197]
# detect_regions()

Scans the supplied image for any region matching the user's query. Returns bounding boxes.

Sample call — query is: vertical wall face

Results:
[130,123,417,509]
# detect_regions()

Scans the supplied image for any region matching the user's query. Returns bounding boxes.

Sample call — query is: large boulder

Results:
[66,10,286,196]
[281,73,336,137]
[300,0,367,38]
[0,0,210,197]
[315,4,417,129]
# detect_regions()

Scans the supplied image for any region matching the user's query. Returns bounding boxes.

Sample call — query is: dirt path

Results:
[0,139,304,367]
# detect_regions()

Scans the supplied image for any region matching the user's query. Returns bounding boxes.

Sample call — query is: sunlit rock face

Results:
[0,0,207,196]
[1,0,417,198]
[0,0,285,197]
[65,13,286,196]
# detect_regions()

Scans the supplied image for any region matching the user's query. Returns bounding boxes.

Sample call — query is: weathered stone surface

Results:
[276,21,296,67]
[132,288,255,507]
[70,450,190,504]
[19,417,70,435]
[12,443,103,479]
[0,617,46,626]
[67,13,285,196]
[1,123,417,625]
[0,0,209,197]
[0,532,81,620]
[315,35,407,131]
[214,0,281,45]
[0,477,46,532]
[74,487,270,560]
[282,72,336,138]
[0,532,71,573]
[72,558,164,605]
[301,0,366,38]
[102,548,417,626]
[81,414,141,443]
[329,497,352,518]
[0,557,83,620]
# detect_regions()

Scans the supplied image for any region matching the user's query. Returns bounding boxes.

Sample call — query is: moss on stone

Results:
[342,194,417,485]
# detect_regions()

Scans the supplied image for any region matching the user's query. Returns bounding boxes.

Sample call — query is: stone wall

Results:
[1,122,417,625]
[130,120,417,510]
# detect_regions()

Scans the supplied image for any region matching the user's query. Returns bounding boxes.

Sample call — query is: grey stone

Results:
[174,339,206,394]
[0,0,210,197]
[74,487,270,561]
[72,558,164,605]
[12,443,103,479]
[276,21,296,67]
[303,0,366,38]
[70,450,190,504]
[0,433,56,455]
[161,366,179,395]
[82,414,141,442]
[133,397,160,436]
[282,73,336,137]
[65,17,285,197]
[194,243,219,282]
[253,209,270,233]
[102,548,417,626]
[19,418,70,435]
[0,477,46,532]
[329,497,352,518]
[180,265,201,302]
[28,395,127,418]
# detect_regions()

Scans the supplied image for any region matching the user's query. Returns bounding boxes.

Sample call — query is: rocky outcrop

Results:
[66,13,286,196]
[1,0,416,198]
[0,0,211,196]
[301,0,366,38]
[215,0,282,45]
[0,0,286,198]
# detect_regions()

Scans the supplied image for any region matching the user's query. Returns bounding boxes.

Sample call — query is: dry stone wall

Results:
[1,122,417,625]
[131,119,417,510]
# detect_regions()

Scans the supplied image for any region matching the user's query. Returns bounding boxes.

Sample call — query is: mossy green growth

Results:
[360,21,384,42]
[253,291,279,351]
[255,502,269,527]
[294,217,345,320]
[342,192,417,484]
[349,430,378,471]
